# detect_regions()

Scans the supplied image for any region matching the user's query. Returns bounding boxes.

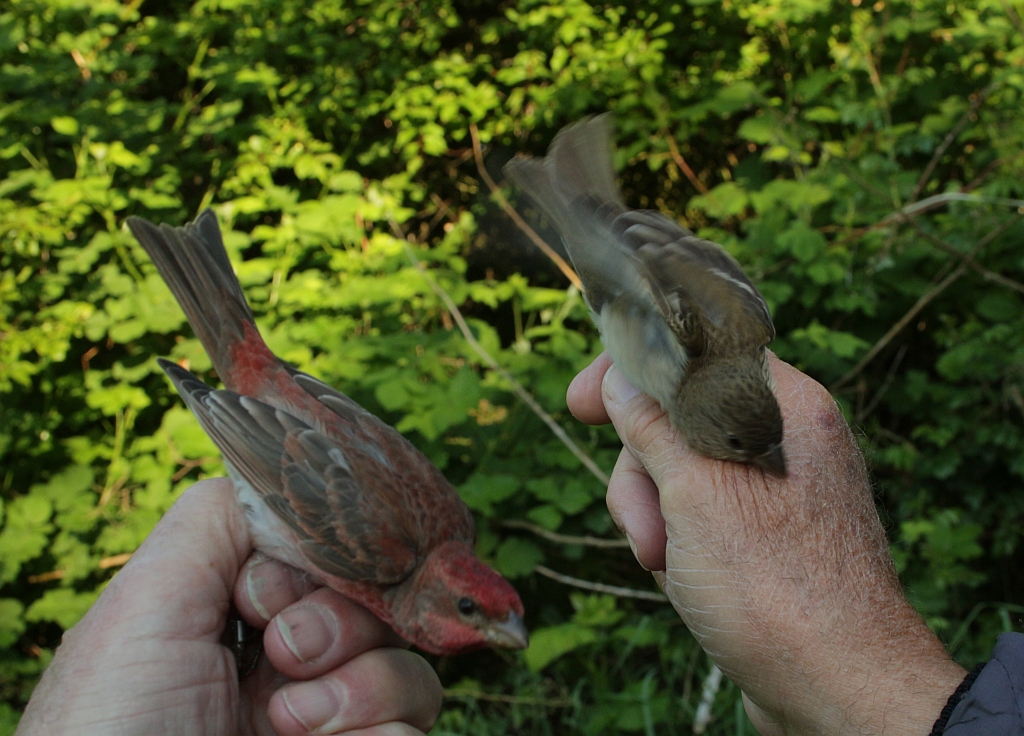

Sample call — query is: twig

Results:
[882,191,1024,224]
[691,663,724,734]
[832,265,966,389]
[393,223,610,487]
[1008,385,1024,420]
[906,218,1024,296]
[831,185,1024,248]
[26,552,132,584]
[663,129,709,194]
[534,565,668,602]
[832,218,1011,389]
[444,689,574,707]
[831,163,1006,250]
[502,519,631,549]
[468,124,583,290]
[1002,0,1024,33]
[855,344,907,422]
[909,83,998,203]
[863,50,894,135]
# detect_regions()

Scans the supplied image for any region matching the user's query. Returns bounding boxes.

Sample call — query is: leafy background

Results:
[2,0,1024,733]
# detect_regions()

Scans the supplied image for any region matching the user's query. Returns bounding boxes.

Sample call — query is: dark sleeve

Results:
[942,632,1024,735]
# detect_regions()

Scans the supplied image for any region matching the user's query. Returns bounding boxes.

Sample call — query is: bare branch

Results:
[855,344,907,423]
[27,552,132,584]
[394,224,610,487]
[1008,384,1024,419]
[833,268,963,390]
[909,83,998,204]
[831,178,1012,249]
[691,664,724,735]
[663,129,709,194]
[1002,0,1024,32]
[444,688,574,708]
[468,124,583,291]
[502,519,631,549]
[907,218,1024,296]
[832,217,1014,390]
[534,565,668,602]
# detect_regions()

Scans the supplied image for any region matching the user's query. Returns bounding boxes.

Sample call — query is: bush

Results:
[2,0,1023,732]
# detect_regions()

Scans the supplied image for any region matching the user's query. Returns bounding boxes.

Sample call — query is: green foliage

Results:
[3,0,1024,732]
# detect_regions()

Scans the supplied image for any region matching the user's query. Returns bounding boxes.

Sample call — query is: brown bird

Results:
[127,210,529,655]
[505,115,785,474]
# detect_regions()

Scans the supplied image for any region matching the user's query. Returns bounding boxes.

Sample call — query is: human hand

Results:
[16,478,442,736]
[568,352,965,736]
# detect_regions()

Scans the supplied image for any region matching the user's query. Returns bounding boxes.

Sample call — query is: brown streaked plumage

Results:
[128,210,528,655]
[505,115,785,474]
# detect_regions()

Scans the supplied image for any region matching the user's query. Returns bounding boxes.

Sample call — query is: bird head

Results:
[391,540,528,656]
[677,360,786,476]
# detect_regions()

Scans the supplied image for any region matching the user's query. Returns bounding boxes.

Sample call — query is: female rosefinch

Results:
[505,115,786,475]
[127,210,527,655]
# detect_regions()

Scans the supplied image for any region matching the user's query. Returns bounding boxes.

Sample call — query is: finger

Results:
[600,363,712,484]
[606,447,668,572]
[269,648,442,735]
[265,588,406,680]
[239,654,290,736]
[566,351,613,425]
[335,725,426,736]
[235,552,320,627]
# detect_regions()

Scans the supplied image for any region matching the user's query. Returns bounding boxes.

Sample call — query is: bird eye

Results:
[727,435,742,450]
[457,597,476,616]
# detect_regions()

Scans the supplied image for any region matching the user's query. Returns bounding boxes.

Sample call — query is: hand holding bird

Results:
[504,115,786,475]
[127,210,527,656]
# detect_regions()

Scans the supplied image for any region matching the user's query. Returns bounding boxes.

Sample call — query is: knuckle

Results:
[621,398,672,458]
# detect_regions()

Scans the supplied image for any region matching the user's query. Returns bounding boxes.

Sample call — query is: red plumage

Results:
[127,210,527,656]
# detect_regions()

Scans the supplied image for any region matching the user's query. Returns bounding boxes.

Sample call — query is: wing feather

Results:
[160,359,420,584]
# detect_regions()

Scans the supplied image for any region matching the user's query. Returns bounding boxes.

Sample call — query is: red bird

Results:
[127,210,527,656]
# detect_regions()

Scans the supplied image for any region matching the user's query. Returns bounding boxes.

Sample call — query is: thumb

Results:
[84,478,252,642]
[601,365,702,485]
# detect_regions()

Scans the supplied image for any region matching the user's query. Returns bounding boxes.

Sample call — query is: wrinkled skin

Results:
[568,352,965,736]
[16,479,442,736]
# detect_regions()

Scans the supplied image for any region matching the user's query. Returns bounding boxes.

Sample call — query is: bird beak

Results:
[755,443,787,477]
[485,610,529,650]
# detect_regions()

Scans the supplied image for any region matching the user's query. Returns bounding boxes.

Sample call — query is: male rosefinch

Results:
[127,210,528,655]
[505,115,785,474]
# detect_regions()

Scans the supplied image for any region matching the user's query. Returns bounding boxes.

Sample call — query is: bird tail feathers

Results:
[504,115,645,310]
[127,209,254,380]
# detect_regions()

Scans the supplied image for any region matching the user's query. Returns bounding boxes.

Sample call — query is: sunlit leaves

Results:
[3,0,1024,730]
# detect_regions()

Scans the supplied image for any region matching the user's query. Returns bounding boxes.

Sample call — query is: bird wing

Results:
[504,114,653,317]
[505,116,773,351]
[161,359,422,585]
[505,116,697,408]
[288,369,477,551]
[612,209,775,350]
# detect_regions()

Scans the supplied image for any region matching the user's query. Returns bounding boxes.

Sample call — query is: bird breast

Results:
[598,297,688,412]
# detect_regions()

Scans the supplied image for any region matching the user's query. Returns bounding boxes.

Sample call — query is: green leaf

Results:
[458,473,520,515]
[50,116,79,135]
[0,600,25,648]
[494,537,543,578]
[524,622,598,672]
[777,220,826,261]
[688,182,749,219]
[571,593,624,627]
[24,589,100,630]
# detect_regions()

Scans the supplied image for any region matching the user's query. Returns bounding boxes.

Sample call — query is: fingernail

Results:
[276,605,338,664]
[603,366,641,406]
[245,557,273,622]
[281,680,346,733]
